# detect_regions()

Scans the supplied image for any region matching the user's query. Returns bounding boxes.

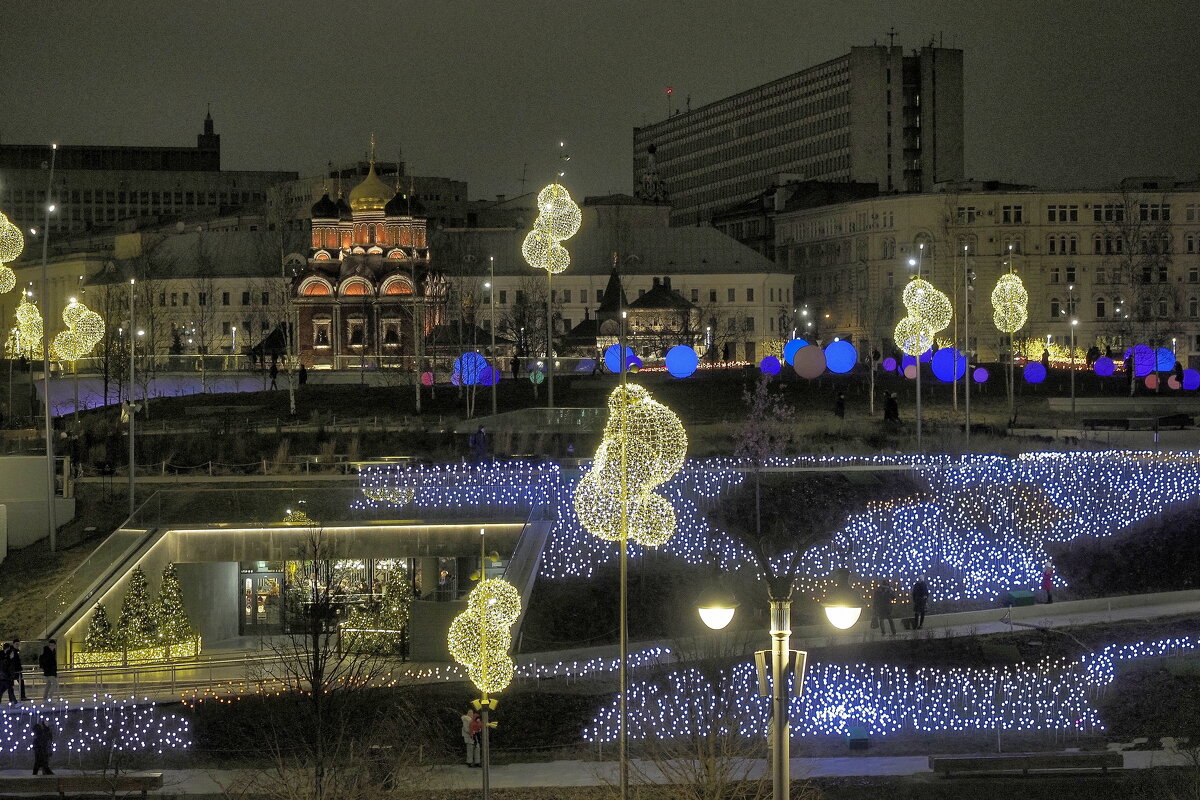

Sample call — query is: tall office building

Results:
[633,44,964,225]
[0,112,296,240]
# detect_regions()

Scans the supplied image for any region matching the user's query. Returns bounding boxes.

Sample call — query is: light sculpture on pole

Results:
[448,530,521,800]
[575,381,686,800]
[52,298,105,420]
[0,212,24,294]
[522,182,581,410]
[991,252,1028,419]
[13,295,44,358]
[893,250,950,449]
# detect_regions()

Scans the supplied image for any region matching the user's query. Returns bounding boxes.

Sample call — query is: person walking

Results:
[9,639,26,701]
[1042,563,1055,604]
[872,581,897,636]
[834,394,846,419]
[461,708,481,767]
[298,363,308,387]
[32,718,53,775]
[1041,349,1050,370]
[39,640,57,701]
[911,579,929,630]
[269,360,279,390]
[469,427,489,462]
[0,642,12,703]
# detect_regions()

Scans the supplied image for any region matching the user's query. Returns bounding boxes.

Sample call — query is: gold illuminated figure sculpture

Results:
[521,184,582,274]
[448,577,522,695]
[991,272,1029,334]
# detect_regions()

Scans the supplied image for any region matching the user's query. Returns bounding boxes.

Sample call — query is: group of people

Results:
[1,638,58,703]
[460,708,484,767]
[870,579,928,635]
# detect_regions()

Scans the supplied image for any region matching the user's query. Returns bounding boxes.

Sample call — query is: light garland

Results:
[11,296,43,358]
[0,212,24,264]
[448,578,522,694]
[521,183,582,275]
[0,695,190,755]
[902,278,952,333]
[574,384,687,547]
[583,633,1200,743]
[992,272,1029,334]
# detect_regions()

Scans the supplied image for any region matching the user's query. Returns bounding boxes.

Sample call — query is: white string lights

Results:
[9,295,43,358]
[582,634,1200,743]
[574,384,688,547]
[0,695,191,755]
[522,184,582,275]
[51,298,104,362]
[0,212,23,294]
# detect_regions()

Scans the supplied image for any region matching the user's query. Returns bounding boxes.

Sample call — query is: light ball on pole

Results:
[696,585,738,630]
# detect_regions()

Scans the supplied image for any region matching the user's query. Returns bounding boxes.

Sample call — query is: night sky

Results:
[3,1,1198,200]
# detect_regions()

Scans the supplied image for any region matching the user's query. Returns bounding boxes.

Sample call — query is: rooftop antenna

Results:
[666,87,674,119]
[887,26,897,47]
[519,163,528,195]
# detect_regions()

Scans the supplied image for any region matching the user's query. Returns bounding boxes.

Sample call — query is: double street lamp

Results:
[697,572,862,800]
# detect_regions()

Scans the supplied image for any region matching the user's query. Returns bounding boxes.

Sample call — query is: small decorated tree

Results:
[84,603,116,652]
[154,563,197,650]
[115,566,156,650]
[346,568,413,655]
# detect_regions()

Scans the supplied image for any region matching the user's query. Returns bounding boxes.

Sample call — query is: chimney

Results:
[652,277,661,288]
[496,194,506,203]
[663,276,672,290]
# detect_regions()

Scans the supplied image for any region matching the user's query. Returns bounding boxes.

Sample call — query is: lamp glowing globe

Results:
[824,605,863,630]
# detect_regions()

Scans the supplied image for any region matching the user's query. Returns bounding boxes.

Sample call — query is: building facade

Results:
[0,113,296,239]
[633,44,963,226]
[774,178,1200,365]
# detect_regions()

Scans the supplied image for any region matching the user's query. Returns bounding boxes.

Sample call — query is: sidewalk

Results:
[1,749,1192,795]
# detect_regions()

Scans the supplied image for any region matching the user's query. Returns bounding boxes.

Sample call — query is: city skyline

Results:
[2,1,1198,201]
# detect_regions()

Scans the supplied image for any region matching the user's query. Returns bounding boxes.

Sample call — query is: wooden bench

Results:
[0,772,164,796]
[929,751,1121,777]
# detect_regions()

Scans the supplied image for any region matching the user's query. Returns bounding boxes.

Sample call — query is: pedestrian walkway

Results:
[0,748,1192,795]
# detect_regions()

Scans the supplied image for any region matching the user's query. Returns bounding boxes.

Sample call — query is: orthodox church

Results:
[294,140,446,369]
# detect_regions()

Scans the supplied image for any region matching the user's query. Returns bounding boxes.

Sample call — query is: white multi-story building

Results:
[774,178,1200,365]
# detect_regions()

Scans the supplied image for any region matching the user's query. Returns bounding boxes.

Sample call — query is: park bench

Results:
[1082,415,1193,431]
[928,751,1121,777]
[0,771,163,797]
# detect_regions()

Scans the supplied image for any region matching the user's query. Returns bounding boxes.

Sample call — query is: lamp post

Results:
[964,259,975,445]
[908,249,924,449]
[488,255,496,416]
[39,143,57,551]
[128,279,136,518]
[698,571,861,800]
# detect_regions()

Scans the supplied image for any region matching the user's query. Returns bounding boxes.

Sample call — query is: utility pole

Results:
[39,143,57,551]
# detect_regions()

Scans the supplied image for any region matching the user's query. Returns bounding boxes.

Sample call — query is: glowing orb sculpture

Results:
[1156,347,1175,372]
[1094,357,1115,377]
[894,315,934,357]
[759,355,781,375]
[521,184,581,275]
[12,297,43,358]
[881,357,897,372]
[991,273,1029,334]
[973,367,989,383]
[448,577,522,695]
[1145,374,1160,390]
[574,384,687,548]
[1024,362,1047,384]
[1183,369,1200,391]
[604,344,635,373]
[51,299,104,362]
[902,278,952,333]
[665,345,699,378]
[453,352,489,386]
[824,340,857,374]
[931,348,967,383]
[782,338,808,365]
[0,213,24,264]
[792,344,826,379]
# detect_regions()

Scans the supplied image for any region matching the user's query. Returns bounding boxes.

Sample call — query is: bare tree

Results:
[188,236,221,392]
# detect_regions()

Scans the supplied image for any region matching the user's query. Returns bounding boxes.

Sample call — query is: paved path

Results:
[0,749,1192,794]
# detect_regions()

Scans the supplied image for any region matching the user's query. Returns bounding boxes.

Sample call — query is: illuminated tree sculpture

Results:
[991,272,1029,334]
[574,384,688,547]
[116,566,156,649]
[84,603,117,652]
[9,295,43,358]
[448,577,522,694]
[521,184,582,274]
[154,562,197,648]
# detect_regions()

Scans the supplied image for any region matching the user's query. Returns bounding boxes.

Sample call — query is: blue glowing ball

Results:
[919,348,933,364]
[782,338,809,366]
[1024,362,1047,384]
[759,355,781,375]
[881,357,897,372]
[1094,357,1115,377]
[1133,344,1155,377]
[479,366,500,386]
[1184,369,1200,391]
[627,355,643,371]
[973,367,989,383]
[1156,347,1176,372]
[450,371,462,387]
[665,345,699,378]
[453,352,489,386]
[824,340,857,374]
[901,355,917,372]
[604,344,635,373]
[931,348,967,383]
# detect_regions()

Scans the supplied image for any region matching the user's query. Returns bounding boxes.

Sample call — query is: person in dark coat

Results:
[0,642,12,703]
[9,639,26,701]
[510,356,520,381]
[39,640,57,701]
[1041,349,1050,369]
[884,392,899,423]
[32,718,53,775]
[834,394,846,419]
[269,360,279,389]
[298,364,308,386]
[469,427,488,462]
[911,579,929,630]
[872,581,897,636]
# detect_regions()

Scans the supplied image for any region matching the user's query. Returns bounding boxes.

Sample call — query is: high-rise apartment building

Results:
[633,44,964,225]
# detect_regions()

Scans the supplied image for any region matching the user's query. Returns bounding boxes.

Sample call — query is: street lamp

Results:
[696,585,738,631]
[487,255,496,415]
[823,568,864,630]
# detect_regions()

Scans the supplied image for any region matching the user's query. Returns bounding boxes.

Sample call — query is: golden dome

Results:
[348,163,393,214]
